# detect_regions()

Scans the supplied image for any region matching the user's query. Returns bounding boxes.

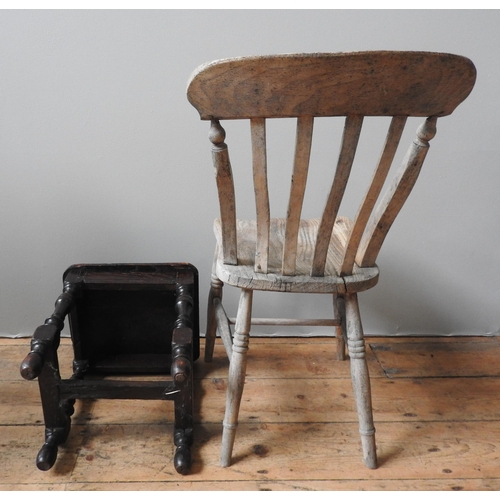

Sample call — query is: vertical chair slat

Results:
[282,116,314,276]
[251,118,270,274]
[209,119,238,265]
[340,116,407,276]
[356,116,438,268]
[311,115,364,277]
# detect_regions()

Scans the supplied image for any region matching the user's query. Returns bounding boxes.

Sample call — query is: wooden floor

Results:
[2,335,500,491]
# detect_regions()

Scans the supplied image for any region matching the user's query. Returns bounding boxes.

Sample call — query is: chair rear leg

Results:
[205,274,223,363]
[334,294,347,361]
[345,293,377,469]
[220,288,253,467]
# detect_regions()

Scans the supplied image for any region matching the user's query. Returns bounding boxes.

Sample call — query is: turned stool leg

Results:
[36,343,71,471]
[172,355,194,476]
[20,285,76,471]
[172,285,195,475]
[220,288,253,467]
[345,293,377,469]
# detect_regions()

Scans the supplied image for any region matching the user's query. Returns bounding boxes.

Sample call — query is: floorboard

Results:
[2,336,500,491]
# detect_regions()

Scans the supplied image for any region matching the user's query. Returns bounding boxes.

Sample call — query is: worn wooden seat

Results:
[187,52,476,469]
[20,263,199,475]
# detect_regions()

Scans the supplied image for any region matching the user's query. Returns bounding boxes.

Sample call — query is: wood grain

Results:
[251,117,270,274]
[4,336,500,490]
[187,52,476,119]
[210,119,238,265]
[356,117,438,267]
[312,115,363,277]
[282,116,314,276]
[340,116,406,275]
[370,339,500,378]
[213,217,379,293]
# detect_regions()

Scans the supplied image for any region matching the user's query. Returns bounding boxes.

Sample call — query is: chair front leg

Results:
[345,292,377,469]
[220,288,253,467]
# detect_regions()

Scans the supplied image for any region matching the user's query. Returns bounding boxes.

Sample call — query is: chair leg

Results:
[205,273,223,362]
[220,288,253,467]
[345,293,377,469]
[334,294,347,361]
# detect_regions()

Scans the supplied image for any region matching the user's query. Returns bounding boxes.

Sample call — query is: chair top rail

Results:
[187,51,476,120]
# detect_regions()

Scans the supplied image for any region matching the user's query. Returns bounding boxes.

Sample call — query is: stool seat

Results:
[20,263,199,475]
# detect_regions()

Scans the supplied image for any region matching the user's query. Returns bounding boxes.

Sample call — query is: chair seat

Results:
[214,217,379,293]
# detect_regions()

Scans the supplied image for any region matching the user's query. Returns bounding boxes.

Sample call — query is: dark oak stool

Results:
[20,263,199,475]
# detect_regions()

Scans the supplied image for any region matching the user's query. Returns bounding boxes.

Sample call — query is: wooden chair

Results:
[20,263,199,475]
[187,51,476,468]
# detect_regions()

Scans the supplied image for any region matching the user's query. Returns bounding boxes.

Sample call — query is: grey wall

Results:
[1,9,499,338]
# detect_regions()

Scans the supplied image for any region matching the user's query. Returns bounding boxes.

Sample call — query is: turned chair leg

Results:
[345,293,377,469]
[220,288,253,467]
[205,273,223,363]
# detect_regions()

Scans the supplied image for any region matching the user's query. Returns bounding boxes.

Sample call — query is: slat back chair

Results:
[187,52,476,469]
